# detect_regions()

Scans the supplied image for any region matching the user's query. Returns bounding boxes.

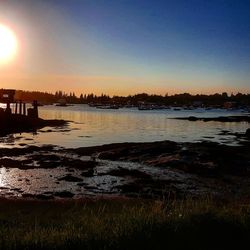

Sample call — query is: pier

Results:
[0,89,38,118]
[0,89,66,136]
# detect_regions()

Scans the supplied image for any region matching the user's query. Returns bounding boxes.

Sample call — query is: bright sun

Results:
[0,24,18,64]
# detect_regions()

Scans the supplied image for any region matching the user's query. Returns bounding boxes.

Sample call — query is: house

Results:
[0,89,16,114]
[0,89,15,103]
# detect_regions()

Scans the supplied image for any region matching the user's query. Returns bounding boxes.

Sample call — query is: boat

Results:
[183,106,195,110]
[88,103,103,107]
[55,99,73,107]
[96,105,119,109]
[138,105,152,110]
[138,107,151,110]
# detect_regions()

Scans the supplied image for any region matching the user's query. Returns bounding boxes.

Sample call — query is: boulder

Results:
[246,128,250,138]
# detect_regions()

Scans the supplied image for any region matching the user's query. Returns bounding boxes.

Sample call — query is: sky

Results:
[0,0,250,96]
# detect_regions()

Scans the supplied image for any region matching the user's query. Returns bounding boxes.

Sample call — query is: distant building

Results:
[0,89,16,114]
[0,89,15,103]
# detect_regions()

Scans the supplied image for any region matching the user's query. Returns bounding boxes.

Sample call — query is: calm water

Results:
[0,104,249,148]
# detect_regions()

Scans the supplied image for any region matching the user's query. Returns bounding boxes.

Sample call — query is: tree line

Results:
[14,90,250,106]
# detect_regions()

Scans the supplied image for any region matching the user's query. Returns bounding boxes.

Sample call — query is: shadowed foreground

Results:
[0,137,250,199]
[0,198,250,250]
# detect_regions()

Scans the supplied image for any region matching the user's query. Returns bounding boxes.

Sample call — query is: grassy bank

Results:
[0,197,249,249]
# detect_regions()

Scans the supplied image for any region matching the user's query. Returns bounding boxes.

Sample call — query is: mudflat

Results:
[0,132,249,200]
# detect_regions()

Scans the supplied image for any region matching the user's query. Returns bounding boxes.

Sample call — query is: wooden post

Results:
[23,103,26,116]
[15,102,18,114]
[33,100,38,118]
[5,102,11,115]
[19,101,22,115]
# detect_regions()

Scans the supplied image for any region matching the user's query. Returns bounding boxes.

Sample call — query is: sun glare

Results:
[0,24,18,64]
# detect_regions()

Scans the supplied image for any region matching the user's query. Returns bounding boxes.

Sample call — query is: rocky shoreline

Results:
[174,115,250,122]
[0,129,249,200]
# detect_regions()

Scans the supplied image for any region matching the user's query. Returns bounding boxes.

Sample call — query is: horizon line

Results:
[13,88,250,98]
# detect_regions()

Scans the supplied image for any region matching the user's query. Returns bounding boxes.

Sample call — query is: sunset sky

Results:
[0,0,250,96]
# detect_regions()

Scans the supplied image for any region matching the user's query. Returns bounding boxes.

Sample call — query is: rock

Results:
[0,145,54,157]
[246,128,250,138]
[54,191,74,198]
[62,159,97,169]
[41,154,61,162]
[174,116,250,123]
[106,168,151,179]
[39,161,61,168]
[117,183,141,193]
[80,169,94,177]
[0,158,20,168]
[36,194,53,200]
[77,183,87,186]
[146,154,180,167]
[188,116,198,121]
[22,193,35,198]
[58,174,83,182]
[98,151,118,160]
[84,185,98,190]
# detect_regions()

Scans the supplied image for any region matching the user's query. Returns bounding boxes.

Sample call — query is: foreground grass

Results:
[0,197,250,249]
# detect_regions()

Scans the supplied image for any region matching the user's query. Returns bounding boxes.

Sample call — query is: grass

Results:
[0,197,250,249]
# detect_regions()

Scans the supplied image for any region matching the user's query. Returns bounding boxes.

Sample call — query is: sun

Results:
[0,24,18,64]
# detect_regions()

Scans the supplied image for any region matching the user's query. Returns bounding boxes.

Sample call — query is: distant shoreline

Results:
[173,115,250,122]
